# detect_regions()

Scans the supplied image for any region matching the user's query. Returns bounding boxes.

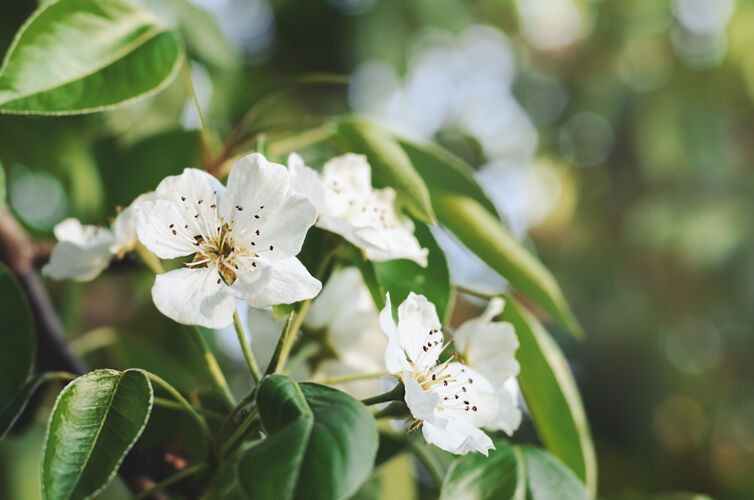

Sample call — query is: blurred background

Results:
[1,0,753,498]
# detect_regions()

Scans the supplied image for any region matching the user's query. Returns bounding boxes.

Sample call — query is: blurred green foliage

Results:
[0,0,752,498]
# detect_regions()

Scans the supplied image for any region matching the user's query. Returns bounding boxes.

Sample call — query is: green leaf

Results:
[42,369,153,500]
[373,222,453,322]
[501,299,597,495]
[238,375,378,500]
[397,137,499,216]
[435,193,582,337]
[334,117,435,224]
[0,262,35,412]
[0,0,182,115]
[523,446,591,500]
[441,441,589,500]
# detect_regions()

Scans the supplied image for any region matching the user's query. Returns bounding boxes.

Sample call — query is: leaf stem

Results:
[188,325,235,406]
[153,397,225,421]
[321,371,394,385]
[134,463,207,500]
[180,60,213,167]
[215,389,256,447]
[361,382,405,406]
[233,308,262,384]
[266,300,311,375]
[144,372,215,446]
[220,407,260,456]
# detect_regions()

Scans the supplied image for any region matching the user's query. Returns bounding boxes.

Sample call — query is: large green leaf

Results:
[0,262,35,412]
[435,193,582,337]
[373,221,453,323]
[238,375,378,500]
[334,117,435,224]
[501,299,597,496]
[0,0,182,115]
[42,369,153,500]
[441,441,589,500]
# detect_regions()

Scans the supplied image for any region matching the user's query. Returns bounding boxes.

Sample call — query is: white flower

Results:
[453,298,522,434]
[134,153,321,329]
[43,193,153,281]
[288,153,428,267]
[308,267,387,399]
[379,292,500,456]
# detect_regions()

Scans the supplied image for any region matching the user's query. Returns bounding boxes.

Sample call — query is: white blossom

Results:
[134,153,321,329]
[309,267,387,399]
[288,153,428,267]
[453,298,522,434]
[379,292,500,455]
[43,193,153,281]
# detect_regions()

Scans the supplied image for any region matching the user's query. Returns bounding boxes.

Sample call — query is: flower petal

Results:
[380,293,411,373]
[154,168,225,205]
[422,418,495,456]
[396,292,443,369]
[321,154,373,198]
[403,374,440,423]
[489,378,522,435]
[288,153,326,214]
[220,153,290,234]
[111,192,156,254]
[252,192,317,260]
[151,267,236,328]
[43,240,113,281]
[230,257,321,308]
[135,200,202,259]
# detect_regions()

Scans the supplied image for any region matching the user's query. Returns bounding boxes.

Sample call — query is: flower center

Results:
[408,329,480,414]
[183,221,256,285]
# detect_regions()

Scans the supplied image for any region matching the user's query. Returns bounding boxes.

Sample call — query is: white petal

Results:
[230,257,321,308]
[380,293,410,373]
[151,267,236,328]
[489,378,522,435]
[288,153,326,214]
[252,192,317,260]
[43,240,113,281]
[436,363,500,428]
[321,154,373,198]
[154,168,225,205]
[111,192,156,254]
[220,153,290,232]
[396,292,443,369]
[135,200,201,259]
[454,298,520,384]
[403,374,440,423]
[422,418,495,456]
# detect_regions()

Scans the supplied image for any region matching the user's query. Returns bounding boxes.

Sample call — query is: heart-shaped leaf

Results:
[0,262,35,415]
[501,298,597,496]
[42,369,153,500]
[334,117,435,224]
[441,441,589,500]
[238,375,378,500]
[0,0,182,115]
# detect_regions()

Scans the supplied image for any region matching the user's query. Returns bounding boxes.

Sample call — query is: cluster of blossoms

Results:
[44,152,521,455]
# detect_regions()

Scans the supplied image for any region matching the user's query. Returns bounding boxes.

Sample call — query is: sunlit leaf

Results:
[436,193,582,336]
[0,0,182,115]
[41,369,153,500]
[501,299,597,495]
[238,375,378,500]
